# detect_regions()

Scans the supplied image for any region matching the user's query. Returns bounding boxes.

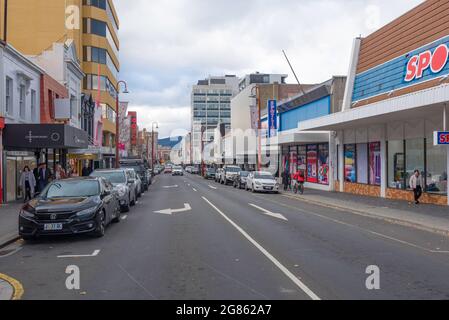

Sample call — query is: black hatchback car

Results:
[19,177,121,240]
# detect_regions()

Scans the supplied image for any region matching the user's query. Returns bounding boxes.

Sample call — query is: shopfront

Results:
[298,0,449,205]
[2,124,88,202]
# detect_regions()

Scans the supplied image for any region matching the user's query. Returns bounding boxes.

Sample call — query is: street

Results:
[1,173,449,300]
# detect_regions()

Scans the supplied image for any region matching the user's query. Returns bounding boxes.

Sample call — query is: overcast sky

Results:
[114,0,423,138]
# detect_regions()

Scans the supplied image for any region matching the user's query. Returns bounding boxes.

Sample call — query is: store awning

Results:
[3,124,89,150]
[298,84,449,132]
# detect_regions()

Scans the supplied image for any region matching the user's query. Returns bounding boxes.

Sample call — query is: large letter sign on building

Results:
[405,44,448,82]
[267,100,277,138]
[434,131,449,146]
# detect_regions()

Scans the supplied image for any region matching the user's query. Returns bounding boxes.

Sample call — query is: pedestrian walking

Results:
[282,170,290,191]
[55,163,67,180]
[410,169,424,205]
[37,163,51,192]
[82,162,92,177]
[19,166,36,202]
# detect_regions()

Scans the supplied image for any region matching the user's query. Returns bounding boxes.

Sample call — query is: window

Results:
[5,77,13,115]
[84,18,107,37]
[289,147,298,175]
[30,90,37,122]
[344,144,356,183]
[356,143,368,184]
[307,145,318,183]
[19,85,26,119]
[83,0,106,10]
[426,139,447,195]
[388,140,405,189]
[318,144,329,185]
[369,142,381,186]
[405,139,425,190]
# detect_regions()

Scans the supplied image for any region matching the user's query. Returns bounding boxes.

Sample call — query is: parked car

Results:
[172,166,184,176]
[215,168,224,183]
[191,166,199,174]
[136,174,143,197]
[90,169,137,212]
[246,171,280,193]
[120,159,150,192]
[165,165,173,174]
[220,166,241,185]
[185,166,192,173]
[233,171,250,189]
[204,168,216,180]
[123,168,139,205]
[19,177,120,240]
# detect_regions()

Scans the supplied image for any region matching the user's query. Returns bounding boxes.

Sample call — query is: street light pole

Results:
[115,80,129,169]
[250,85,262,172]
[152,122,158,174]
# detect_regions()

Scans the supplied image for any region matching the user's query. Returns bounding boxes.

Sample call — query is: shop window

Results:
[356,143,368,184]
[388,140,405,189]
[318,144,329,185]
[289,147,298,175]
[405,139,425,189]
[298,146,307,175]
[307,145,318,183]
[344,144,356,183]
[426,139,447,195]
[369,142,381,186]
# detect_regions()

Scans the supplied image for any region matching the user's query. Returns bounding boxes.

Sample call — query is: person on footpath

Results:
[410,169,424,205]
[19,166,36,202]
[282,170,290,191]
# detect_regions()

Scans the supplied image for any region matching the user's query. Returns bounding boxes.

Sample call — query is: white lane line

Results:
[122,215,128,220]
[259,195,449,254]
[193,188,198,192]
[202,196,320,300]
[163,185,178,189]
[208,185,217,190]
[58,250,100,259]
[249,203,288,221]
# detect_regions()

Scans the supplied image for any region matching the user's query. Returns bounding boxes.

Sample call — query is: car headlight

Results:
[116,186,127,197]
[76,207,98,218]
[255,181,262,186]
[20,209,35,219]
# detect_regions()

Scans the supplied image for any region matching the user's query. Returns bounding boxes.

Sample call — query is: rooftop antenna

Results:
[282,50,307,96]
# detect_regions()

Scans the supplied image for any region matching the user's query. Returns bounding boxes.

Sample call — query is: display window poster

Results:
[298,146,307,172]
[318,144,329,185]
[307,145,318,183]
[344,144,356,183]
[369,142,381,185]
[289,150,298,174]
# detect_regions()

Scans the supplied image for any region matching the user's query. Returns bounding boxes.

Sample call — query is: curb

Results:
[280,193,449,238]
[0,273,24,300]
[0,235,21,250]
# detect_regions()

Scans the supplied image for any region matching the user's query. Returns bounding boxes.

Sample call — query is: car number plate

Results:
[44,223,63,231]
[264,187,273,190]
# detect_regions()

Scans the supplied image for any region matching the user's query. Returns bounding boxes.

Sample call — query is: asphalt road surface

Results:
[1,173,449,300]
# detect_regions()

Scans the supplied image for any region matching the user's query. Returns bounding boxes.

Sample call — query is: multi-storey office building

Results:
[191,75,239,164]
[3,0,120,168]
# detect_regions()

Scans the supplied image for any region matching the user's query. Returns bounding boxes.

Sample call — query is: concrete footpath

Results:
[281,189,449,237]
[0,202,22,247]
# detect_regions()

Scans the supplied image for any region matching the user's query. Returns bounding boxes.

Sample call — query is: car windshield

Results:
[122,165,145,174]
[240,171,249,177]
[174,166,182,170]
[207,168,216,172]
[226,167,240,173]
[42,180,100,199]
[91,171,126,184]
[254,173,274,180]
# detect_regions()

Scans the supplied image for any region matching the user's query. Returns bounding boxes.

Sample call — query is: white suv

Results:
[220,166,241,185]
[246,171,279,193]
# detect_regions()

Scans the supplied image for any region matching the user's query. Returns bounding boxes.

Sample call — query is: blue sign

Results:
[352,35,449,103]
[434,131,449,146]
[268,100,277,137]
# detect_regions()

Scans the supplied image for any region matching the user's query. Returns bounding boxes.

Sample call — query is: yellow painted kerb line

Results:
[0,273,24,300]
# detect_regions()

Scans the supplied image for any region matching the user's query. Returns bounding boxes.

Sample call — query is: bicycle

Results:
[292,180,304,195]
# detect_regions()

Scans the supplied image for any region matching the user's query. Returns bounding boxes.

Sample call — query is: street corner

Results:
[0,273,24,300]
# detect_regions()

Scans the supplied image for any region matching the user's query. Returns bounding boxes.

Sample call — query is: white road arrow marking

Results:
[58,250,101,259]
[208,185,217,190]
[154,203,192,215]
[163,185,178,189]
[249,204,288,221]
[192,188,198,192]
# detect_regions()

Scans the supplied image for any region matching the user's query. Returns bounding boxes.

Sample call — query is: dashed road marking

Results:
[202,196,320,301]
[58,250,101,259]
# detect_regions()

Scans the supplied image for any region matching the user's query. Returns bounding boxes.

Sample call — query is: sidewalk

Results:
[0,202,22,247]
[280,189,449,236]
